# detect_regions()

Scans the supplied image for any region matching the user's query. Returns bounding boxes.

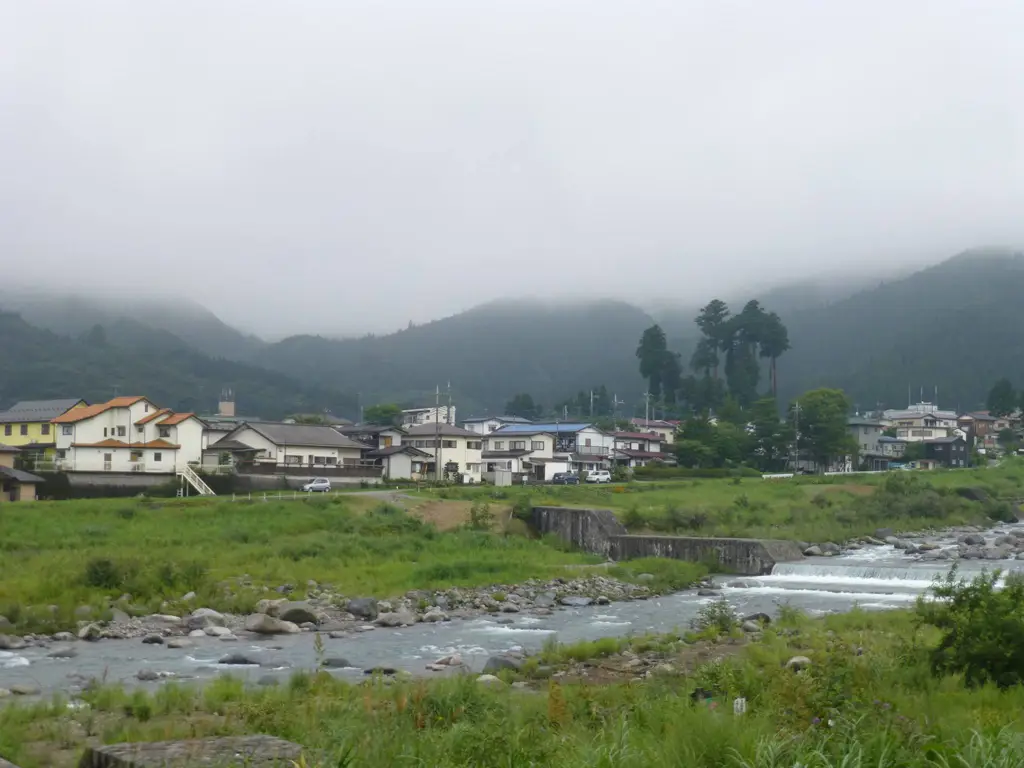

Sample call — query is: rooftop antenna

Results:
[434,385,443,482]
[446,381,452,425]
[589,390,594,418]
[935,385,938,406]
[612,393,625,420]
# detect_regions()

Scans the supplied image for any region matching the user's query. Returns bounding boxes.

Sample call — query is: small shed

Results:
[0,444,44,502]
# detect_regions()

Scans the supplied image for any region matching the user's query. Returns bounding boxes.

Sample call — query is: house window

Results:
[62,426,73,436]
[20,424,28,435]
[153,452,162,462]
[159,427,171,438]
[511,441,526,450]
[314,456,327,465]
[57,449,66,459]
[136,426,144,434]
[144,404,149,412]
[467,441,482,450]
[103,428,108,437]
[3,425,10,436]
[41,424,50,436]
[285,455,302,465]
[442,440,457,449]
[326,456,338,465]
[531,441,544,450]
[117,426,126,437]
[493,441,504,450]
[130,451,143,462]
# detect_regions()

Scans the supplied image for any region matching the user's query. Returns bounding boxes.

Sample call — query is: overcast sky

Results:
[3,1,1024,337]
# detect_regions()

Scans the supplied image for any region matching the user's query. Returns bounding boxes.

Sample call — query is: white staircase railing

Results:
[177,464,216,496]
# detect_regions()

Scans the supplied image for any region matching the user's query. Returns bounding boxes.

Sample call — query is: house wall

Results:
[485,433,555,459]
[0,452,14,469]
[229,427,364,467]
[383,452,414,480]
[405,436,482,481]
[1,420,56,448]
[850,424,883,454]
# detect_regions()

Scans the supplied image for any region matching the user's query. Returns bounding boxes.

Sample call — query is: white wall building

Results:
[489,422,614,476]
[403,423,482,482]
[203,422,365,469]
[400,406,455,428]
[53,396,206,473]
[461,415,533,435]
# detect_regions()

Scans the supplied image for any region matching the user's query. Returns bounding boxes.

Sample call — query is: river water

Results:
[4,523,1024,698]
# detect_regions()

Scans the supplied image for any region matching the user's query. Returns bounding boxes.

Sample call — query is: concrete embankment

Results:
[530,506,803,575]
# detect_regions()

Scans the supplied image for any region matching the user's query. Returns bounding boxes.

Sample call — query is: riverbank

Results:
[5,603,1024,767]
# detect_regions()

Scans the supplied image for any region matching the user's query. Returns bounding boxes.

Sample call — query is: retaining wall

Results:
[531,506,803,575]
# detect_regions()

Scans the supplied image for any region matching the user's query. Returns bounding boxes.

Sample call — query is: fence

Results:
[237,463,383,479]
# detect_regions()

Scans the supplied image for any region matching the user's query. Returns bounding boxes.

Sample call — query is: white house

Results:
[482,431,561,481]
[461,415,533,436]
[400,406,455,428]
[490,422,614,476]
[881,402,959,442]
[52,396,206,473]
[629,418,678,445]
[364,445,433,481]
[611,431,674,468]
[202,422,366,469]
[403,423,482,482]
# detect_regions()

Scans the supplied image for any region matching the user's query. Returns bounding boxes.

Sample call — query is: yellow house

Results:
[0,398,86,468]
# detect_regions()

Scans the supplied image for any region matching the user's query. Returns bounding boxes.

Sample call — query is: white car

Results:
[302,477,332,493]
[586,470,612,484]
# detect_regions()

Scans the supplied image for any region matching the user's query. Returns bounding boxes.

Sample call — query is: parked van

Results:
[586,470,612,484]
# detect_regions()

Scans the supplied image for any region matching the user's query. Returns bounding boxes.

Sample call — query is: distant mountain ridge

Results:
[5,248,1023,416]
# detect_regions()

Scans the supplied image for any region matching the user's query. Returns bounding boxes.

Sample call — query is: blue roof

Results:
[492,422,592,434]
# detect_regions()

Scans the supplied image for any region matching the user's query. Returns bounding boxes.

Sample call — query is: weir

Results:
[769,561,1024,583]
[530,506,804,575]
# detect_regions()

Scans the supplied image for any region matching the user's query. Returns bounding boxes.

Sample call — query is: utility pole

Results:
[792,400,801,471]
[589,390,594,419]
[612,393,625,422]
[643,392,652,426]
[447,381,453,425]
[434,385,442,482]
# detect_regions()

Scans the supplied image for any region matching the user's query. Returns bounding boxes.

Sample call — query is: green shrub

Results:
[693,597,737,635]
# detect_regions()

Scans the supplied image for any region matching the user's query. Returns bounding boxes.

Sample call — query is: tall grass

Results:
[0,497,599,631]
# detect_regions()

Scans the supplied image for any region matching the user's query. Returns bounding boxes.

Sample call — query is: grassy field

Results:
[5,608,1024,767]
[427,461,1024,543]
[0,495,601,632]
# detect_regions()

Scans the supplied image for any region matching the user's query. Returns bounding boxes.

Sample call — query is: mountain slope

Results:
[0,311,356,419]
[0,289,265,361]
[777,248,1024,409]
[254,299,654,413]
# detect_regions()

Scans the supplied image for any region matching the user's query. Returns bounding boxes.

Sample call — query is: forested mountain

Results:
[0,311,356,419]
[0,289,265,362]
[252,299,653,414]
[776,248,1024,411]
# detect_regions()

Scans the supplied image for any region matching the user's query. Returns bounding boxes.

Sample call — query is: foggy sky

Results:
[3,1,1024,338]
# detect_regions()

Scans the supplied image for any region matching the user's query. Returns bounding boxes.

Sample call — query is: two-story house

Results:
[490,422,614,475]
[882,403,958,442]
[204,422,366,470]
[400,406,456,428]
[52,396,206,473]
[403,423,482,482]
[924,435,971,468]
[461,415,533,436]
[481,430,562,481]
[336,424,430,480]
[0,398,87,468]
[629,418,678,445]
[611,431,674,468]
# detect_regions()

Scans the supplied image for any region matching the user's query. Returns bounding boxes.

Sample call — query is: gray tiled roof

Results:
[404,423,481,438]
[0,398,84,423]
[0,465,45,483]
[239,422,366,450]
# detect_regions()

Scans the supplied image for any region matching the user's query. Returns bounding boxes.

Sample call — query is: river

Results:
[4,522,1023,698]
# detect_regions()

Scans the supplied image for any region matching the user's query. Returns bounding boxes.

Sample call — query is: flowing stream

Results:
[4,523,1023,699]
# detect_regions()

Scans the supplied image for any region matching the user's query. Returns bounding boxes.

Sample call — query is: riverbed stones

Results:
[819,542,841,556]
[803,545,823,556]
[476,674,505,687]
[741,621,762,633]
[141,634,165,645]
[320,657,352,669]
[375,610,417,627]
[136,669,160,681]
[10,683,40,696]
[205,626,234,637]
[696,589,720,598]
[244,613,300,635]
[186,608,225,631]
[346,597,378,620]
[79,735,305,767]
[53,631,76,642]
[167,638,193,649]
[255,598,287,617]
[0,634,26,650]
[78,623,103,641]
[421,607,448,623]
[559,596,593,607]
[962,533,987,546]
[786,656,812,671]
[219,653,258,665]
[277,601,319,625]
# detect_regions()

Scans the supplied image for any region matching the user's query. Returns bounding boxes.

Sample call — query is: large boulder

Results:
[962,534,987,546]
[186,608,226,631]
[803,545,823,557]
[320,657,353,669]
[346,598,379,620]
[219,653,259,665]
[277,601,319,625]
[0,634,26,650]
[819,542,841,555]
[243,613,300,635]
[482,655,522,674]
[375,611,417,628]
[421,607,449,623]
[255,598,288,617]
[78,623,103,641]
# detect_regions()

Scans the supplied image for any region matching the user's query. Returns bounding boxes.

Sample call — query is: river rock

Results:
[0,615,10,629]
[743,612,771,625]
[244,613,300,635]
[328,631,347,639]
[141,634,165,645]
[435,654,463,667]
[421,607,449,623]
[320,657,353,669]
[962,534,987,546]
[48,646,78,658]
[596,595,611,605]
[219,634,239,642]
[961,546,984,560]
[820,542,841,555]
[921,550,950,561]
[884,536,900,546]
[219,653,258,665]
[277,601,319,625]
[0,688,9,698]
[0,634,26,650]
[917,542,940,551]
[559,596,593,607]
[167,638,193,649]
[136,669,160,681]
[78,623,103,641]
[182,591,196,601]
[862,536,886,546]
[346,597,379,620]
[803,545,823,556]
[148,613,181,626]
[52,631,76,643]
[255,598,287,617]
[483,655,522,674]
[186,608,226,631]
[875,528,894,539]
[994,535,1017,547]
[476,674,505,687]
[533,592,557,608]
[786,656,812,671]
[10,683,41,695]
[205,626,234,637]
[189,629,207,637]
[985,547,1012,560]
[364,666,398,676]
[1011,530,1024,539]
[741,621,762,633]
[375,611,417,627]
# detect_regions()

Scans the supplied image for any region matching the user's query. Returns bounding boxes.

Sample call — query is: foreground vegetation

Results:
[7,571,1024,767]
[435,462,1024,543]
[0,496,600,633]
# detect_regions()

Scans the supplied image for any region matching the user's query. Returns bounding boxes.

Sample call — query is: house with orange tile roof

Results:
[53,396,207,474]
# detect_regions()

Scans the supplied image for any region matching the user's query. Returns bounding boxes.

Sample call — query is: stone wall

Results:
[530,506,627,557]
[530,506,803,575]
